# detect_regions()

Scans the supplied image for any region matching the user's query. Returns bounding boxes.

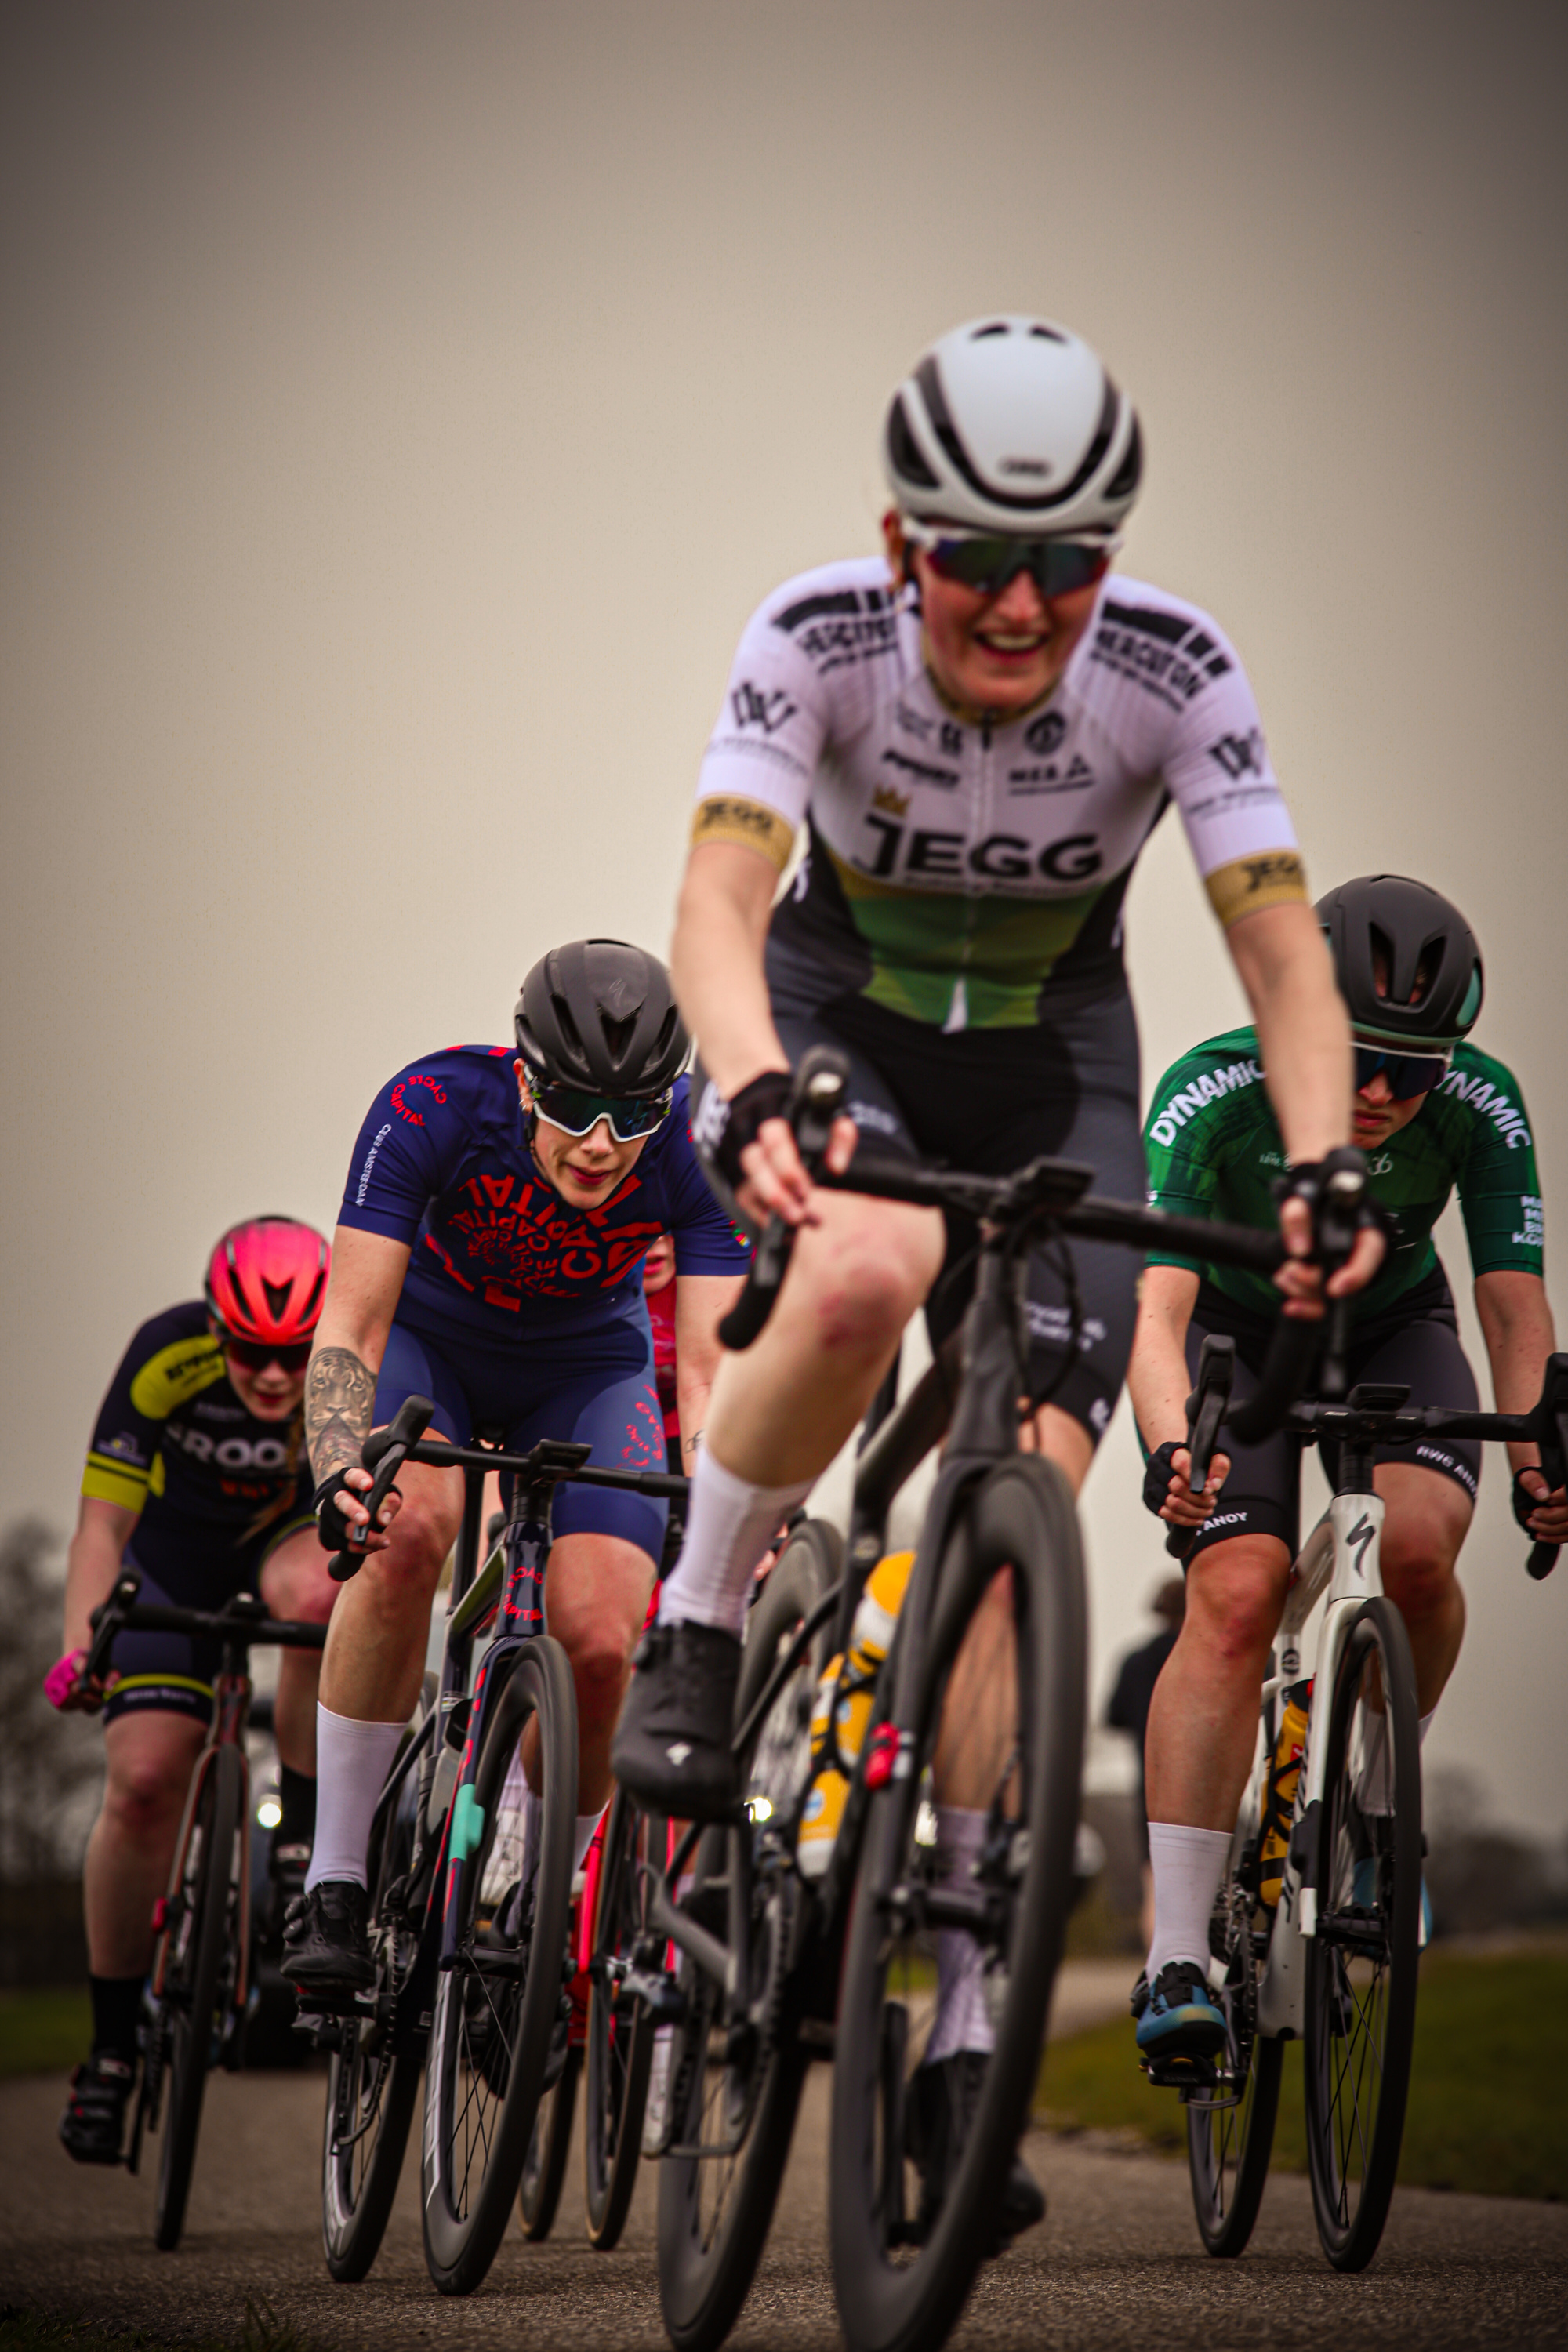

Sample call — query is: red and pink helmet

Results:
[204,1216,329,1351]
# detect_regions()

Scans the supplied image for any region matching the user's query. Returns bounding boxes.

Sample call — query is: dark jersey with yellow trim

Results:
[694,557,1305,1029]
[82,1301,314,1545]
[1145,1027,1544,1323]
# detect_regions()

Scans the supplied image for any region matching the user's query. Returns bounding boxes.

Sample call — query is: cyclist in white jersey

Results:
[614,314,1383,2224]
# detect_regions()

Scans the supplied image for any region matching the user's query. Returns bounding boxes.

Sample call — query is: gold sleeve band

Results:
[1204,851,1308,928]
[691,795,796,873]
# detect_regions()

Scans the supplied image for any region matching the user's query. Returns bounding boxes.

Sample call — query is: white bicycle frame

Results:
[1243,1489,1388,2039]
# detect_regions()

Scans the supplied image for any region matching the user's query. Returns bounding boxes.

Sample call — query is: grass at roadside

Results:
[0,1989,91,2079]
[1036,1947,1568,2202]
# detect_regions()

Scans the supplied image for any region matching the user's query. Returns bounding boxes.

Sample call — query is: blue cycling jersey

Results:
[337,1051,748,1340]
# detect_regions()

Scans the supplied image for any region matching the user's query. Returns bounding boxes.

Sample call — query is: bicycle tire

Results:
[583,1785,659,2249]
[421,1636,578,2294]
[656,1518,839,2352]
[321,1730,426,2282]
[829,1455,1086,2352]
[154,1740,244,2251]
[1304,1595,1421,2271]
[519,2043,580,2238]
[1186,1832,1282,2256]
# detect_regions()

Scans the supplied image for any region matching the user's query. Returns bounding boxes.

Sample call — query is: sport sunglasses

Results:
[902,525,1114,600]
[532,1083,674,1143]
[1353,1041,1453,1100]
[221,1335,314,1372]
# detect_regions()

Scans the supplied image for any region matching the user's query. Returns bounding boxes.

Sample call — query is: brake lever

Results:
[329,1396,434,1584]
[1523,1352,1568,1581]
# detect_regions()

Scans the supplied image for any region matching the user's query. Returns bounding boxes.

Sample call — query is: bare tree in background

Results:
[0,1520,101,1883]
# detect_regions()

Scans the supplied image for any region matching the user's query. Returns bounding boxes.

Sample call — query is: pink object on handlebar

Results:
[44,1649,88,1710]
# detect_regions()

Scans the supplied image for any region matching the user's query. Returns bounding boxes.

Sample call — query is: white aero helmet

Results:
[883,315,1142,538]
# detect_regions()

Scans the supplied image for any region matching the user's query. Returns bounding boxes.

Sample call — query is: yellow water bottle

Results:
[1258,1679,1312,1908]
[797,1550,913,1880]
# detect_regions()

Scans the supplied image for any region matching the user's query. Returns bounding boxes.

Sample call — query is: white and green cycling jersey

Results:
[691,557,1308,1030]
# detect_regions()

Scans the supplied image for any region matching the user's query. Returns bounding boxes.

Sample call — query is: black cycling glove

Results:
[314,1468,365,1552]
[1274,1145,1396,1265]
[699,1069,794,1190]
[1142,1439,1184,1517]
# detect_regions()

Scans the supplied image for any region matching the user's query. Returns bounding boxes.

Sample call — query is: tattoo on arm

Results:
[305,1348,378,1484]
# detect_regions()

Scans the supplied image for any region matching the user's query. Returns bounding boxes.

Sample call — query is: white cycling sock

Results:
[305,1705,407,1893]
[1146,1821,1232,1982]
[656,1446,812,1638]
[925,1808,995,2062]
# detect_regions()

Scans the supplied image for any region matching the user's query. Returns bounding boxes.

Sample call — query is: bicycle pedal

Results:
[1140,2050,1218,2091]
[293,2011,345,2051]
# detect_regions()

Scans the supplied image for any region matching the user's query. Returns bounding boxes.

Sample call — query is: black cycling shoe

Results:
[59,2051,136,2165]
[906,2052,1046,2246]
[282,1878,374,1998]
[610,1619,742,1820]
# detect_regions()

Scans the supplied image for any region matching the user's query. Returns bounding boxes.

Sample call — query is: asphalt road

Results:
[5,1962,1566,2352]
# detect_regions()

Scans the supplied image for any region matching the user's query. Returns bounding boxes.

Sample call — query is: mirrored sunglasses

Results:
[906,528,1112,601]
[223,1336,313,1372]
[532,1084,673,1143]
[1353,1042,1452,1101]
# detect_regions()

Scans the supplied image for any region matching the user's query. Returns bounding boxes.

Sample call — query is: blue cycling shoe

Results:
[1350,1855,1432,1949]
[1133,1960,1227,2076]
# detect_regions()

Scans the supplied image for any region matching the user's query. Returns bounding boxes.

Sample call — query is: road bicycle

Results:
[625,1047,1312,2352]
[75,1575,328,2251]
[514,1780,677,2249]
[1174,1338,1567,2272]
[307,1400,684,2296]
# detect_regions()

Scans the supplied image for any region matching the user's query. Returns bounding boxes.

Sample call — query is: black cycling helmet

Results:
[1316,875,1483,1051]
[515,938,690,1096]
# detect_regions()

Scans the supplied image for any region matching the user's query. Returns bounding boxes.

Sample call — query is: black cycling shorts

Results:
[1178,1274,1482,1566]
[102,1510,316,1729]
[769,975,1145,1443]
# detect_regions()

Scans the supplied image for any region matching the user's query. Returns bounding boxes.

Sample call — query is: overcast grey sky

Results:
[5,1,1565,1833]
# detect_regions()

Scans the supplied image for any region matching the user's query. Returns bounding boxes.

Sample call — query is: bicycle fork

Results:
[1257,1493,1385,2037]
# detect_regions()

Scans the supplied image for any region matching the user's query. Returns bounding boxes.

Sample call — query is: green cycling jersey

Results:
[1144,1027,1544,1322]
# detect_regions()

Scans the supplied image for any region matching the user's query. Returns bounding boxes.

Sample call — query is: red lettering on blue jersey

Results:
[392,1073,448,1125]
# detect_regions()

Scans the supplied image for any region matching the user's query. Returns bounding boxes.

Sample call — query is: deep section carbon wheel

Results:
[1304,1596,1421,2272]
[655,1519,838,2352]
[420,1638,578,2294]
[829,1457,1086,2352]
[518,2042,579,2239]
[583,1787,663,2249]
[321,1727,426,2282]
[1186,1845,1282,2256]
[154,1741,243,2251]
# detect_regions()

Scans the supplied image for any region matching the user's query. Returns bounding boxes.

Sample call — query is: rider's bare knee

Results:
[104,1737,194,1838]
[797,1197,942,1355]
[1185,1536,1289,1673]
[566,1625,631,1738]
[1378,1527,1460,1632]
